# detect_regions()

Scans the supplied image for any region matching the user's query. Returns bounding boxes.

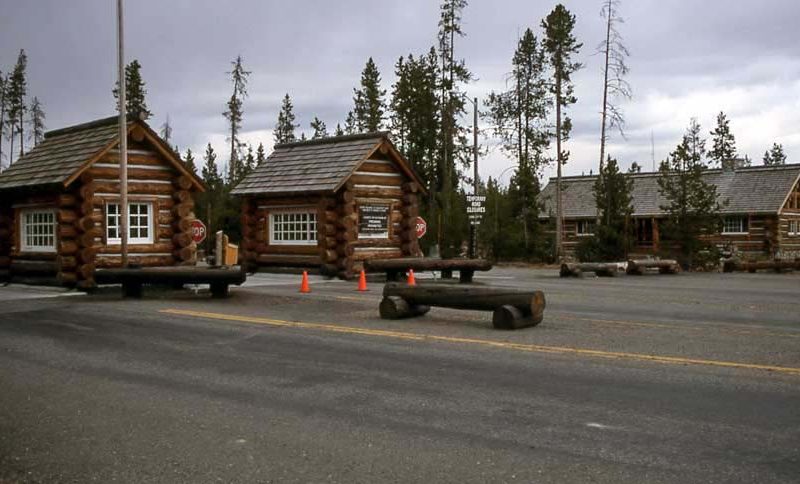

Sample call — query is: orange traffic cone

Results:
[407,269,417,286]
[300,271,310,293]
[357,270,368,291]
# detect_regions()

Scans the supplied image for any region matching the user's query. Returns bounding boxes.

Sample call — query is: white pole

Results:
[117,0,129,267]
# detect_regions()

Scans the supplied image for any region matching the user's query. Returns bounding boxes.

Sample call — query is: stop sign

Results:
[191,219,207,244]
[415,216,427,238]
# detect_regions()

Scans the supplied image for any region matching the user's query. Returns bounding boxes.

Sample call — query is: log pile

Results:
[0,203,11,281]
[172,175,196,265]
[560,262,620,278]
[722,258,800,273]
[626,259,681,275]
[380,282,546,330]
[399,182,420,256]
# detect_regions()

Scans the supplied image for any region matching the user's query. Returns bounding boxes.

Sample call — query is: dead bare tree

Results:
[597,0,631,171]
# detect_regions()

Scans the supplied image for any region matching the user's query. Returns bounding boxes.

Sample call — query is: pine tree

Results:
[343,110,357,135]
[113,59,151,119]
[183,148,196,175]
[255,142,267,166]
[763,143,787,165]
[485,28,550,254]
[223,55,250,182]
[576,157,633,261]
[597,0,631,169]
[27,96,45,146]
[542,4,583,258]
[658,119,724,268]
[437,0,473,256]
[389,49,440,200]
[274,93,298,144]
[310,117,328,139]
[0,72,7,169]
[239,144,255,181]
[352,57,386,133]
[7,50,28,160]
[708,111,737,168]
[334,123,344,137]
[160,114,173,145]
[201,143,221,191]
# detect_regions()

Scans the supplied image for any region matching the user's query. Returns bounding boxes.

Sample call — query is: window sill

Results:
[721,232,749,236]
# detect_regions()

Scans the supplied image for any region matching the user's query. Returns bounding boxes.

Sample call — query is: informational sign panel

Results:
[415,216,427,238]
[358,204,390,238]
[191,219,207,244]
[466,195,486,226]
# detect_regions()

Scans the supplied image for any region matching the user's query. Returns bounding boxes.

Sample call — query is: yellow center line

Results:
[161,308,800,376]
[555,313,800,338]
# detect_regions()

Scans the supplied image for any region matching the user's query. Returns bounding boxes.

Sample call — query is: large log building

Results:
[0,116,204,288]
[540,163,800,259]
[231,132,426,278]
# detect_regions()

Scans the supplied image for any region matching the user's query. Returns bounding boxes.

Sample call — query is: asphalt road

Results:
[1,268,799,483]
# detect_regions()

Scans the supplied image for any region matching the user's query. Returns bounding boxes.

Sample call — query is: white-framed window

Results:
[722,216,748,234]
[269,210,317,245]
[789,220,799,236]
[106,202,153,244]
[576,220,596,236]
[20,209,56,252]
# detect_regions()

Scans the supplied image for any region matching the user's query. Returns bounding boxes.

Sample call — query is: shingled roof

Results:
[0,115,203,192]
[231,132,424,196]
[539,163,800,218]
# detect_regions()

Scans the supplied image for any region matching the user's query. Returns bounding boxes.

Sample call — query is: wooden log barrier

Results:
[381,282,545,329]
[626,259,680,275]
[724,259,799,273]
[560,262,620,278]
[378,296,431,319]
[365,258,492,283]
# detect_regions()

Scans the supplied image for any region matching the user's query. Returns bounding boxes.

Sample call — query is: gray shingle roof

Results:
[539,164,800,218]
[0,116,121,191]
[231,132,390,196]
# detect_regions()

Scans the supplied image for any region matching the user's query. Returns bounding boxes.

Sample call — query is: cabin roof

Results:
[231,132,426,196]
[539,163,800,218]
[0,115,203,192]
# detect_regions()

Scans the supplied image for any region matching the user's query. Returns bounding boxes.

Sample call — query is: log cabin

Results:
[231,132,426,279]
[539,163,800,259]
[0,115,205,288]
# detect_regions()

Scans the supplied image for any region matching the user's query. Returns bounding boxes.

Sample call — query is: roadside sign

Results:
[191,219,207,244]
[415,216,427,238]
[466,194,486,226]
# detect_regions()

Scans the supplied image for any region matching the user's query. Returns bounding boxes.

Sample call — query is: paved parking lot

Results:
[1,268,799,483]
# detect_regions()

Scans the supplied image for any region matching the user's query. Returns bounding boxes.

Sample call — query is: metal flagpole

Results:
[117,0,129,267]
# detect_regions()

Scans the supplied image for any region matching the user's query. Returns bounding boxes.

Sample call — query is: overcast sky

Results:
[1,0,798,183]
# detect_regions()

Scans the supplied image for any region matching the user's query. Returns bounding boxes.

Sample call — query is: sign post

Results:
[191,219,207,245]
[466,195,485,258]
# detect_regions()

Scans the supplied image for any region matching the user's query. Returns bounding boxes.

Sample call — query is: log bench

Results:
[94,265,247,298]
[379,282,546,330]
[364,258,493,283]
[626,259,681,275]
[560,262,621,277]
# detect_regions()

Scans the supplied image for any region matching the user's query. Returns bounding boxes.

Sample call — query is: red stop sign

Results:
[191,219,207,244]
[415,216,427,238]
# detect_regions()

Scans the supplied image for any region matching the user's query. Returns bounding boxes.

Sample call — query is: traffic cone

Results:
[407,269,417,286]
[357,270,368,291]
[300,271,310,293]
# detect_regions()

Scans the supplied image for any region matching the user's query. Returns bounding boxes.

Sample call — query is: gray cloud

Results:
[1,0,798,182]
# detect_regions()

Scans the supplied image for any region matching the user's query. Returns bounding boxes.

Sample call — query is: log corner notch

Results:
[57,192,81,288]
[0,202,12,282]
[241,198,258,271]
[334,184,356,280]
[626,259,681,276]
[172,175,197,265]
[379,282,545,330]
[399,181,421,257]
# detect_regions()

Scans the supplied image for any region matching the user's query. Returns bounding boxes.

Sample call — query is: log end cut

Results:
[379,296,430,320]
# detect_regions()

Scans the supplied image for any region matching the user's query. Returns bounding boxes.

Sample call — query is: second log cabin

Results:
[0,115,205,288]
[231,132,426,278]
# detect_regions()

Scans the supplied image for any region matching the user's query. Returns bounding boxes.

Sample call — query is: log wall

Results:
[241,157,421,279]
